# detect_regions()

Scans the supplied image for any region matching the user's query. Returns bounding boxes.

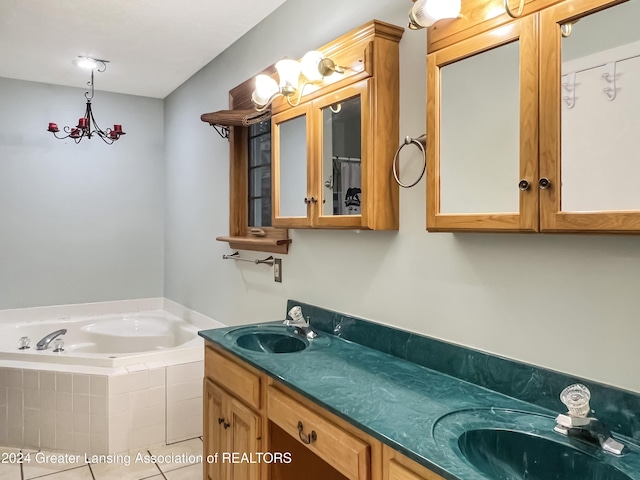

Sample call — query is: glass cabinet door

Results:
[540,0,640,232]
[426,15,539,231]
[248,120,272,228]
[272,104,312,227]
[313,81,368,228]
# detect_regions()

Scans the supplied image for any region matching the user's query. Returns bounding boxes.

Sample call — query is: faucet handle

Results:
[560,384,591,417]
[18,336,31,350]
[288,306,305,323]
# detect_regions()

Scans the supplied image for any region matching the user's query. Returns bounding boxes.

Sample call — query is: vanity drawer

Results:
[205,346,260,410]
[267,386,370,480]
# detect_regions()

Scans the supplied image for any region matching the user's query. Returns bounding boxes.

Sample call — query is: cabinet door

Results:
[313,81,369,228]
[204,379,226,480]
[539,0,640,232]
[272,104,313,227]
[227,396,261,480]
[383,446,446,480]
[427,14,539,232]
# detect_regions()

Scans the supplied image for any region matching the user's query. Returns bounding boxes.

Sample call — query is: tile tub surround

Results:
[200,311,640,480]
[0,362,204,455]
[286,299,640,442]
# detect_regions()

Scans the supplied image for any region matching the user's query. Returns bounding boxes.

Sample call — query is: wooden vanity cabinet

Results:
[203,342,448,480]
[427,0,640,233]
[271,20,403,231]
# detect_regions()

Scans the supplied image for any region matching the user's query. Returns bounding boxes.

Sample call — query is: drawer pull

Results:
[297,421,317,444]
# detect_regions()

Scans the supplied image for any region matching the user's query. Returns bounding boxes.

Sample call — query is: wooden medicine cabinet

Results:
[271,20,404,230]
[427,0,640,233]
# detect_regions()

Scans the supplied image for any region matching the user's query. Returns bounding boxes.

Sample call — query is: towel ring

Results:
[393,134,427,188]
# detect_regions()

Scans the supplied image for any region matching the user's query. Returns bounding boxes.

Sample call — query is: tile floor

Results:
[0,437,203,480]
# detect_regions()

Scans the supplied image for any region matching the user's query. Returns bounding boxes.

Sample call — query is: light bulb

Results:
[426,0,461,22]
[252,74,279,107]
[75,57,98,70]
[275,59,301,96]
[409,0,461,29]
[300,51,324,82]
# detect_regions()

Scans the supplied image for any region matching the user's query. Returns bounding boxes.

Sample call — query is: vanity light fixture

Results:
[408,0,462,29]
[47,57,126,144]
[251,51,345,112]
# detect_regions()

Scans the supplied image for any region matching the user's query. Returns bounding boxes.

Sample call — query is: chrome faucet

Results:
[554,384,625,455]
[36,329,67,350]
[283,306,317,339]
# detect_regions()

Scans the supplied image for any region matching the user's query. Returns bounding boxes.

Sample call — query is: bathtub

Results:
[0,310,206,368]
[0,300,225,454]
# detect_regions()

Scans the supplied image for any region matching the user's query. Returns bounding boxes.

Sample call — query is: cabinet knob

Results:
[518,180,530,191]
[304,197,310,204]
[538,178,551,190]
[223,422,230,429]
[218,417,225,424]
[297,421,317,444]
[310,196,318,204]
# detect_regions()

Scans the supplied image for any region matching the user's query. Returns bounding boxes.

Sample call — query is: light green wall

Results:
[164,0,640,393]
[0,77,165,309]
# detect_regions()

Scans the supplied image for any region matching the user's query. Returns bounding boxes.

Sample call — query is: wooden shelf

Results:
[216,235,291,254]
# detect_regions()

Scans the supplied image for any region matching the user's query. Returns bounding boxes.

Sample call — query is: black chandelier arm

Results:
[94,131,118,145]
[50,130,73,140]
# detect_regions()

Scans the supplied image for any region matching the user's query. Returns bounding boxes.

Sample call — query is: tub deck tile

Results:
[0,462,21,480]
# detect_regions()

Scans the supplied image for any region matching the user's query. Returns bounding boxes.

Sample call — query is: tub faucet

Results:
[36,329,67,350]
[283,306,317,339]
[554,384,625,455]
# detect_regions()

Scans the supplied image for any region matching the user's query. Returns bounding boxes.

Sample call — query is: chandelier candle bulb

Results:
[113,124,123,133]
[78,117,88,128]
[47,123,59,132]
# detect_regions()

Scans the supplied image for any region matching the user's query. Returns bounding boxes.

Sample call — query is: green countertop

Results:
[199,323,640,480]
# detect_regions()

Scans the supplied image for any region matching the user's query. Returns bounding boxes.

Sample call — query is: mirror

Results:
[320,95,362,216]
[560,0,640,212]
[277,114,307,217]
[439,40,521,214]
[248,120,272,227]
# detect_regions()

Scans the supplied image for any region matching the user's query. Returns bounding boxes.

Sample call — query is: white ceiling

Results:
[0,0,288,98]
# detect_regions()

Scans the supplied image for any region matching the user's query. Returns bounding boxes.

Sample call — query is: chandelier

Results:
[47,57,126,144]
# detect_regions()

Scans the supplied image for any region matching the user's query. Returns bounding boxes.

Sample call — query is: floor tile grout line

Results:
[148,450,168,480]
[23,465,90,480]
[12,437,203,480]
